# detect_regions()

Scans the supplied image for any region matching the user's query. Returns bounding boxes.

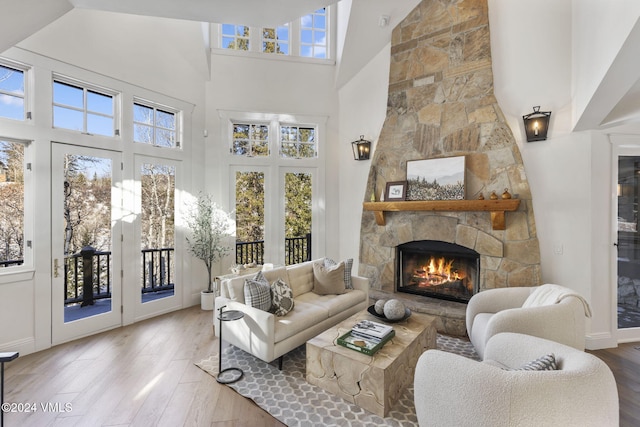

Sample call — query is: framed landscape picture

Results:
[385,181,407,201]
[406,156,465,200]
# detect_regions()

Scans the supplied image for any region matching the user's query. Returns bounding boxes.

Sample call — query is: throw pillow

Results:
[312,260,346,295]
[511,353,557,371]
[271,278,294,316]
[244,277,272,312]
[324,257,354,289]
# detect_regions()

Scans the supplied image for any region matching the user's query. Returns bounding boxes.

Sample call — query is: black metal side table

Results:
[216,306,244,384]
[1,352,19,427]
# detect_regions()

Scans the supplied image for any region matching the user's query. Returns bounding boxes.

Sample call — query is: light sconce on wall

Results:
[522,106,551,142]
[351,135,371,160]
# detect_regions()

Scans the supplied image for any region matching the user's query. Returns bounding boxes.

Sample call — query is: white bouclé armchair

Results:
[466,284,591,359]
[414,332,619,427]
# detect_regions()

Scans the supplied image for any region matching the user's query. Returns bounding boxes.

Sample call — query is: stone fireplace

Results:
[358,0,542,336]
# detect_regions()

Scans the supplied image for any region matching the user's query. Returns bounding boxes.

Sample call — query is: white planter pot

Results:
[201,290,215,310]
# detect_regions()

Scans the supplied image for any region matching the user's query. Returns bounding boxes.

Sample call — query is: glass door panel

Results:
[284,172,312,265]
[617,156,640,330]
[51,143,122,344]
[140,163,175,303]
[235,171,265,265]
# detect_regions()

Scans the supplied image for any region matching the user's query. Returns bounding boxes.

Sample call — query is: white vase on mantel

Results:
[201,290,215,310]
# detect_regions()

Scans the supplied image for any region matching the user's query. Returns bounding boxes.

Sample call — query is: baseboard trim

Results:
[0,337,35,356]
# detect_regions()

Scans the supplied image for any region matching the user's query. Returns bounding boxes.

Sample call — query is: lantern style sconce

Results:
[522,106,551,142]
[351,135,371,160]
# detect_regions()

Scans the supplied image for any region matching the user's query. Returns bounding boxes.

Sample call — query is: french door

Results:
[614,140,640,343]
[51,143,123,345]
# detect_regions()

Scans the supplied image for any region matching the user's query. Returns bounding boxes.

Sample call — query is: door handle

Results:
[53,259,60,278]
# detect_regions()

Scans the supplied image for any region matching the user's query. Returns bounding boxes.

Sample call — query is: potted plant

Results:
[185,193,233,310]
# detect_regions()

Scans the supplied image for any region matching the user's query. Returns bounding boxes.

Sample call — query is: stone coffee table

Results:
[306,309,436,417]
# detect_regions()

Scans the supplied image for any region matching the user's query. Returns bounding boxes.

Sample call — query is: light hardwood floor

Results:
[3,306,639,426]
[3,306,284,427]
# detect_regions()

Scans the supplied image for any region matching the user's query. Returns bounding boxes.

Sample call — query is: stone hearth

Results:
[358,0,541,336]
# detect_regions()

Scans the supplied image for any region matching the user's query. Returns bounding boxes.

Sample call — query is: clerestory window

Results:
[222,24,250,50]
[300,8,327,59]
[230,121,317,159]
[217,6,332,61]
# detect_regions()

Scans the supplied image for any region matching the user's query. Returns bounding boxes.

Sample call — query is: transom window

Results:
[230,121,317,159]
[280,125,316,158]
[300,8,327,58]
[133,100,179,148]
[53,78,116,137]
[232,123,269,156]
[222,24,250,50]
[0,62,27,121]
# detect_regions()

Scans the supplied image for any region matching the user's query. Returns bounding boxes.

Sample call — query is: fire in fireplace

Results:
[396,241,479,303]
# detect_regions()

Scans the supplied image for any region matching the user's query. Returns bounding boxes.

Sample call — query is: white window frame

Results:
[0,58,30,122]
[52,74,120,137]
[220,111,326,264]
[211,5,334,63]
[132,98,182,149]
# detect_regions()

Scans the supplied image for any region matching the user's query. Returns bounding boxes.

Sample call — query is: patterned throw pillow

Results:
[271,278,294,316]
[324,257,354,289]
[244,274,272,312]
[513,354,557,371]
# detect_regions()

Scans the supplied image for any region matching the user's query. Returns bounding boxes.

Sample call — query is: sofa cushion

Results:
[312,261,347,295]
[244,277,272,312]
[286,261,315,297]
[274,300,329,342]
[261,266,289,285]
[324,257,354,289]
[271,278,294,316]
[297,289,365,317]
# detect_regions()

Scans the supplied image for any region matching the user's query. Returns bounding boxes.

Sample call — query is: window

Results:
[300,8,327,58]
[133,101,179,148]
[53,78,116,137]
[262,25,289,54]
[222,24,250,50]
[232,123,269,157]
[0,138,29,269]
[215,6,332,61]
[280,125,316,158]
[0,62,27,121]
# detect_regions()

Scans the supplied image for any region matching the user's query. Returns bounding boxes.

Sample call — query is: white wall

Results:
[337,45,390,271]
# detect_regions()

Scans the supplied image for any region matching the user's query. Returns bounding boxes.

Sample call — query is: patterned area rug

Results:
[196,334,479,427]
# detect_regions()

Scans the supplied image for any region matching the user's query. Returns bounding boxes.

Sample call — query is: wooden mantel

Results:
[362,199,521,230]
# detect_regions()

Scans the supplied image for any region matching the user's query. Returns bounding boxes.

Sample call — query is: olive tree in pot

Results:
[185,193,233,310]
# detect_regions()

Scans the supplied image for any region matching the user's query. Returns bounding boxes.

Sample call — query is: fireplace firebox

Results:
[396,241,479,303]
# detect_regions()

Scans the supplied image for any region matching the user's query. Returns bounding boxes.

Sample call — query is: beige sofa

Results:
[214,259,369,367]
[414,332,619,427]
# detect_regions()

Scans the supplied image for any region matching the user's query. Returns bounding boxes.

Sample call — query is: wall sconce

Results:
[351,135,371,160]
[522,106,551,142]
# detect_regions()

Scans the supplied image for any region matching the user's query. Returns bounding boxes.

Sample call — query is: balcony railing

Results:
[61,247,174,306]
[0,259,24,268]
[235,234,312,266]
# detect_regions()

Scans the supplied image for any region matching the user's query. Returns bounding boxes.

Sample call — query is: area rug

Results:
[196,334,479,427]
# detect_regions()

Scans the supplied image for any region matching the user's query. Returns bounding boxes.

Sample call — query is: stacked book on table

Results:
[337,320,395,356]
